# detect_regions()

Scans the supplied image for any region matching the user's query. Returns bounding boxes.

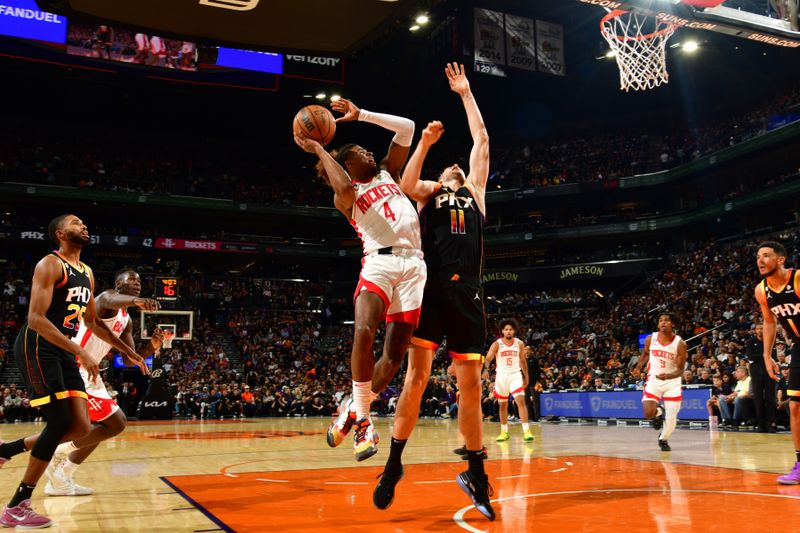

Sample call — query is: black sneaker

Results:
[658,439,671,452]
[456,470,495,521]
[652,412,664,431]
[373,465,403,510]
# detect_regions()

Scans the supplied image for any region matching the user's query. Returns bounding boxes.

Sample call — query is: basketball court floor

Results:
[0,417,796,531]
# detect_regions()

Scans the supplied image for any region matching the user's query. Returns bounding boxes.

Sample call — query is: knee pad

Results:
[30,400,73,461]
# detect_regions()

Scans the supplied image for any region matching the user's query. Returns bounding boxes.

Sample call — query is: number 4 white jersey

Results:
[75,308,130,365]
[647,332,682,381]
[351,170,421,255]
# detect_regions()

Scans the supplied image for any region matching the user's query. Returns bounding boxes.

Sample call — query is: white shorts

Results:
[493,371,525,401]
[642,376,682,403]
[80,367,120,422]
[354,252,426,325]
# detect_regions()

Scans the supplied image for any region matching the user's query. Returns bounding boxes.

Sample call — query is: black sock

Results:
[0,438,27,460]
[387,438,407,471]
[9,483,36,508]
[467,449,486,477]
[795,450,800,463]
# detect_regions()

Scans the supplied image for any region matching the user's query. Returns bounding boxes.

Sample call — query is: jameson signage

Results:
[483,259,656,284]
[559,264,605,279]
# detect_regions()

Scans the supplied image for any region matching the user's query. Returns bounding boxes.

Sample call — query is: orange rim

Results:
[600,9,676,42]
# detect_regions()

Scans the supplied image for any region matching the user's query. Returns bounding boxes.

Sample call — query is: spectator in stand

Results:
[718,366,754,427]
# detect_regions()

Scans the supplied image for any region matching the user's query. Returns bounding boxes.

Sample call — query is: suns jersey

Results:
[351,170,421,255]
[647,332,682,380]
[762,269,800,342]
[495,337,523,375]
[48,252,93,339]
[74,308,130,365]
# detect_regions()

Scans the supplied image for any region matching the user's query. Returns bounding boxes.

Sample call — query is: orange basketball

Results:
[293,105,336,146]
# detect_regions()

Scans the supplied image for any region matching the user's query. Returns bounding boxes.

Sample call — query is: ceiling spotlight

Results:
[683,40,699,53]
[416,14,429,24]
[409,24,420,31]
[605,50,617,59]
[315,92,326,99]
[330,95,341,102]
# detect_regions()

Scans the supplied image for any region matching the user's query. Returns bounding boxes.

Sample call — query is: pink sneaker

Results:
[0,499,52,529]
[778,462,800,485]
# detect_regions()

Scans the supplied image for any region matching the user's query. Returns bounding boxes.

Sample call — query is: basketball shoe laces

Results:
[354,420,371,446]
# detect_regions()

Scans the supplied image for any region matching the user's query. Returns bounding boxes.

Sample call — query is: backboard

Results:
[140,310,194,342]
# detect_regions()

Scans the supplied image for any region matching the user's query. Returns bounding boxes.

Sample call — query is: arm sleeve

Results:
[358,109,415,147]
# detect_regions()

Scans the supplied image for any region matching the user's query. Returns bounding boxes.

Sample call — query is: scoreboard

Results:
[155,277,179,302]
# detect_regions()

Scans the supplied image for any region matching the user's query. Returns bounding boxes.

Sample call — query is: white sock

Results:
[659,402,680,441]
[522,423,530,432]
[348,390,377,413]
[353,381,372,420]
[55,442,77,456]
[61,459,80,479]
[501,424,509,433]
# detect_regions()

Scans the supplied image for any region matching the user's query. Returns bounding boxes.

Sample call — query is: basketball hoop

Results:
[601,9,677,92]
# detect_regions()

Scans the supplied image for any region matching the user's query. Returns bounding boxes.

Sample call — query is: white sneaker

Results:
[44,454,67,489]
[45,479,94,497]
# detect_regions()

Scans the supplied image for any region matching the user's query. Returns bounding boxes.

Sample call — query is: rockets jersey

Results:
[75,308,130,365]
[495,337,523,375]
[48,252,93,339]
[351,170,421,255]
[418,184,484,282]
[762,269,800,341]
[647,332,682,380]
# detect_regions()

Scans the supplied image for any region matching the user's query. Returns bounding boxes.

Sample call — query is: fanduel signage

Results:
[540,388,710,420]
[0,0,66,43]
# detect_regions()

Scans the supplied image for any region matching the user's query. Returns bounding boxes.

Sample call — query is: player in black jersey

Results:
[373,63,495,521]
[754,240,800,484]
[0,215,146,529]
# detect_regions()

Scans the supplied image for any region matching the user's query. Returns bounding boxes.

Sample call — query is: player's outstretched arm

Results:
[331,98,415,180]
[755,283,780,380]
[400,121,443,204]
[446,63,489,211]
[295,133,355,216]
[97,289,160,312]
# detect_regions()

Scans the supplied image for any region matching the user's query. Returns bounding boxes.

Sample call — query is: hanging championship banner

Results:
[473,8,506,77]
[535,19,566,76]
[504,14,536,72]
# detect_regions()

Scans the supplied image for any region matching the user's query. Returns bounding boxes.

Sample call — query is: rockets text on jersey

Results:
[351,170,421,255]
[647,332,682,380]
[496,338,522,375]
[75,308,130,365]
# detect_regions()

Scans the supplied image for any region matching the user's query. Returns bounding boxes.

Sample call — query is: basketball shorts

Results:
[493,371,525,401]
[81,366,119,422]
[787,343,800,402]
[411,278,487,360]
[354,252,426,325]
[642,376,682,403]
[14,325,87,408]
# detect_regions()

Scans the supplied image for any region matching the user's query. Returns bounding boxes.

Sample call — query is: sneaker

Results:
[353,418,379,462]
[495,431,510,442]
[44,479,93,497]
[43,456,68,492]
[652,411,664,431]
[523,430,535,442]
[373,465,403,510]
[778,462,800,485]
[327,397,356,448]
[456,470,495,521]
[658,439,671,452]
[0,499,52,529]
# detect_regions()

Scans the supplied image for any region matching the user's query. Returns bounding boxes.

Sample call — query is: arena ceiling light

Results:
[315,92,326,99]
[415,14,429,25]
[409,24,420,31]
[330,95,341,101]
[682,40,700,52]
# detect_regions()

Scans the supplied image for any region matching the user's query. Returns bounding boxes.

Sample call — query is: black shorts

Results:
[14,325,87,408]
[411,278,486,360]
[789,343,800,401]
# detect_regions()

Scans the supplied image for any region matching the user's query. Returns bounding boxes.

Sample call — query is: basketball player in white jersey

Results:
[44,269,164,494]
[482,319,534,443]
[633,313,688,451]
[295,100,424,462]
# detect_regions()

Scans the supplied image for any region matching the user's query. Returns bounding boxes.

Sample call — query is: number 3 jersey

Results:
[351,170,421,255]
[647,332,683,381]
[418,184,484,283]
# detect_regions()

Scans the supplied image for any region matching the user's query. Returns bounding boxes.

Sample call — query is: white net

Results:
[601,10,677,92]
